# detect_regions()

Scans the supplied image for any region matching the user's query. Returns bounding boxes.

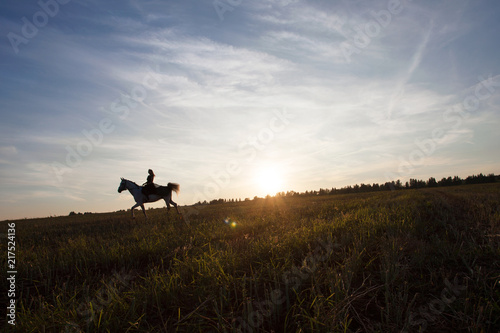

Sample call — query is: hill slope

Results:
[2,184,500,332]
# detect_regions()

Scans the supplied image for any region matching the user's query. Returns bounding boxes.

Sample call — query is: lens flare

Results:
[224,218,237,228]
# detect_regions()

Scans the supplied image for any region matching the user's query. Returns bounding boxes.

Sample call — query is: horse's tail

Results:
[168,183,180,195]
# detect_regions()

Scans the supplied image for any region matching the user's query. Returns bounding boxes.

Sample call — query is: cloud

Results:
[387,19,434,119]
[0,146,17,156]
[1,0,499,219]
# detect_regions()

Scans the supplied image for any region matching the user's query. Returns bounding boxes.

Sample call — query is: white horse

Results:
[117,178,181,219]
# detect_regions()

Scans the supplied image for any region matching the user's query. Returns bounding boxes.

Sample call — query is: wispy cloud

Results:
[387,19,434,119]
[0,0,499,219]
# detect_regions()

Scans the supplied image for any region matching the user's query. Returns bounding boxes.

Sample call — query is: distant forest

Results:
[201,173,498,205]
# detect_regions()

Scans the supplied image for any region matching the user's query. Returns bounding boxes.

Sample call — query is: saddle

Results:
[142,183,169,196]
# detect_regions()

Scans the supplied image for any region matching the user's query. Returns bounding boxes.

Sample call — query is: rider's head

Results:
[148,169,154,175]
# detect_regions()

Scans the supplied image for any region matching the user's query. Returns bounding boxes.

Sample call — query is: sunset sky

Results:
[1,0,499,220]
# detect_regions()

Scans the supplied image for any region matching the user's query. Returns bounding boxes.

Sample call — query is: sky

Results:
[1,0,499,220]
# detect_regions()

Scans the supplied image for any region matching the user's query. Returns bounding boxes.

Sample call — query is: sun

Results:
[254,164,284,196]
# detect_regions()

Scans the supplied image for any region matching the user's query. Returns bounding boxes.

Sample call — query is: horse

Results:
[117,178,181,219]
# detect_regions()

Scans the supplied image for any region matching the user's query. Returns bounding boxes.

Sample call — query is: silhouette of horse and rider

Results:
[118,169,181,219]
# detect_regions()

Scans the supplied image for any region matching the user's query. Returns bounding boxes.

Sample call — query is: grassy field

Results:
[2,184,500,332]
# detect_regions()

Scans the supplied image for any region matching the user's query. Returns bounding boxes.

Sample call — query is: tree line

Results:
[277,173,497,197]
[197,173,498,205]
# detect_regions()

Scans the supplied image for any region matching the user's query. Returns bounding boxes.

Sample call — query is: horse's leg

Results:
[164,198,171,219]
[170,199,180,214]
[140,204,147,219]
[131,202,141,219]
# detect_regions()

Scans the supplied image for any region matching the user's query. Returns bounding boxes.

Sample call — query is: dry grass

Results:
[1,183,499,332]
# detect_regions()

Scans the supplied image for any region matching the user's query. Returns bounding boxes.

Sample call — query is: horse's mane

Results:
[122,178,140,187]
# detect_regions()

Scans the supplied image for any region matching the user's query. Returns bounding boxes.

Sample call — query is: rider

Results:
[143,169,156,199]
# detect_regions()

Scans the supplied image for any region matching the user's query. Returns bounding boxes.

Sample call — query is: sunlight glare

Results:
[254,164,284,196]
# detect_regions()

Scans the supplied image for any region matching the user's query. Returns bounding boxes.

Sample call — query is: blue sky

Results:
[1,0,499,219]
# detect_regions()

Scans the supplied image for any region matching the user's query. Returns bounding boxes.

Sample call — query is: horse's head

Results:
[118,178,127,193]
